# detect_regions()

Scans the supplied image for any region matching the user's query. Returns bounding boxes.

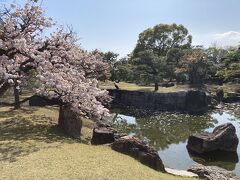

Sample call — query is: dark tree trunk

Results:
[0,82,10,97]
[114,82,119,90]
[58,104,82,139]
[154,82,159,91]
[13,80,20,109]
[58,104,64,127]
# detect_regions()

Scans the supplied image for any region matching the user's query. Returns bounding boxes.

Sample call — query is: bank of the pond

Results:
[111,103,240,175]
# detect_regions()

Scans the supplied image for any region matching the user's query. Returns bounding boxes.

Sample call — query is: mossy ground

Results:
[0,105,196,180]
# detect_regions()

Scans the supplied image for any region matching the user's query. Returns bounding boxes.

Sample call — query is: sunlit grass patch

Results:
[0,106,196,180]
[99,81,240,95]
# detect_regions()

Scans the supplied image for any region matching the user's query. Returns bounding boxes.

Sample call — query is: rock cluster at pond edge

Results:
[187,123,239,154]
[111,136,165,172]
[188,164,240,180]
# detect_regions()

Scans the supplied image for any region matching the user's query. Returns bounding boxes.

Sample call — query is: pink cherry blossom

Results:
[0,1,111,120]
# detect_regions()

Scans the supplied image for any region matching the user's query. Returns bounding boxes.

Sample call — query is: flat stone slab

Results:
[165,168,198,177]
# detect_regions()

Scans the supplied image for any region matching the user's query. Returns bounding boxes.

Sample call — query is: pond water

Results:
[110,103,240,175]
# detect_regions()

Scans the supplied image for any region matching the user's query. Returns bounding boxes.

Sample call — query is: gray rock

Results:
[188,164,240,180]
[91,127,116,145]
[111,136,165,172]
[187,123,239,154]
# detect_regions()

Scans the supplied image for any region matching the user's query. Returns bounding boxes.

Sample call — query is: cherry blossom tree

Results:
[0,2,111,121]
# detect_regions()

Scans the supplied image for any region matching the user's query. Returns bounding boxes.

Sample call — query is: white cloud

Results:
[212,31,240,47]
[214,31,240,39]
[192,31,240,48]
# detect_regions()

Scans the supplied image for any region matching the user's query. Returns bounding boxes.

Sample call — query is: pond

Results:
[110,103,240,175]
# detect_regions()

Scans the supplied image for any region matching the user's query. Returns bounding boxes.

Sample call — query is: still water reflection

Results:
[111,103,240,175]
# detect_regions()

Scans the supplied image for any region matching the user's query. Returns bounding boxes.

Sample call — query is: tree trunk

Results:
[0,82,10,97]
[58,104,64,127]
[13,80,20,109]
[58,104,82,139]
[154,82,159,91]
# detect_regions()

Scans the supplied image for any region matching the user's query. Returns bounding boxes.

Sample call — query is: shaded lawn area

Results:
[0,106,196,180]
[99,81,240,95]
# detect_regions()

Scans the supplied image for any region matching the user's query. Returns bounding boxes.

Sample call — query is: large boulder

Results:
[188,164,240,180]
[185,90,208,113]
[58,105,82,139]
[187,123,239,154]
[91,127,116,145]
[111,136,165,172]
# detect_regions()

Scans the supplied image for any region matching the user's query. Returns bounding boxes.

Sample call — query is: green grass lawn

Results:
[99,81,240,95]
[0,106,196,180]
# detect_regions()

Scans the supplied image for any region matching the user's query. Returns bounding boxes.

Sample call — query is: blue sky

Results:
[3,0,240,56]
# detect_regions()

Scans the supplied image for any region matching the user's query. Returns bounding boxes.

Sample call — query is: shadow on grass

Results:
[0,107,37,119]
[0,111,79,163]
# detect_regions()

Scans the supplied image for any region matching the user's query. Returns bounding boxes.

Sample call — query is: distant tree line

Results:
[96,23,240,91]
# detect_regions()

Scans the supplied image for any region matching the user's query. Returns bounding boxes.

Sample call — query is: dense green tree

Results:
[91,49,119,81]
[217,47,240,82]
[132,50,166,91]
[131,24,192,89]
[91,49,119,65]
[204,47,227,81]
[165,48,185,81]
[103,51,119,67]
[133,23,192,57]
[112,57,133,82]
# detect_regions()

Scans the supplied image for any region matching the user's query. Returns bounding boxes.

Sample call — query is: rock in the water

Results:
[188,149,239,167]
[111,136,165,172]
[58,105,82,139]
[91,127,116,145]
[187,123,239,154]
[188,164,240,180]
[185,90,208,113]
